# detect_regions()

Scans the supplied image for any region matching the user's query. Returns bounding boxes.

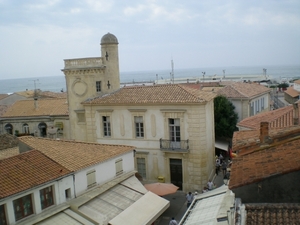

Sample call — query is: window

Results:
[86,170,96,188]
[103,116,111,137]
[135,116,144,138]
[23,123,29,134]
[65,188,71,200]
[137,158,146,179]
[169,118,181,149]
[4,124,13,135]
[250,102,254,116]
[96,81,101,92]
[115,159,123,175]
[169,118,180,142]
[13,194,33,221]
[40,186,54,210]
[261,97,265,110]
[0,204,7,225]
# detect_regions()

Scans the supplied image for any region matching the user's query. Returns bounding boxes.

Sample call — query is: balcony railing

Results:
[159,139,189,152]
[64,57,104,69]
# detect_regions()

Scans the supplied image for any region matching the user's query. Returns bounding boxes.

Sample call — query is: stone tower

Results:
[62,33,120,141]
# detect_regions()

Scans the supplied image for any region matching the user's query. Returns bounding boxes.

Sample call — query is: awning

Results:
[109,191,169,225]
[78,175,169,225]
[215,139,229,151]
[180,186,235,225]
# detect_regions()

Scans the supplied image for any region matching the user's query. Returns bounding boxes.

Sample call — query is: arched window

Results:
[4,123,13,135]
[23,123,29,134]
[38,122,47,137]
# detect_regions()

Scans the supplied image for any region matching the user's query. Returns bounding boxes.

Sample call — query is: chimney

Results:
[293,102,299,125]
[260,122,270,144]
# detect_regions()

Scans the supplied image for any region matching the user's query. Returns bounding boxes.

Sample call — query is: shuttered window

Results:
[86,170,96,188]
[115,159,123,175]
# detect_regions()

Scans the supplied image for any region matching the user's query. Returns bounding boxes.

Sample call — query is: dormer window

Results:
[96,81,101,92]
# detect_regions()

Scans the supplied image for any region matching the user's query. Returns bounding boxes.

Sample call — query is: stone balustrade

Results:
[64,57,104,69]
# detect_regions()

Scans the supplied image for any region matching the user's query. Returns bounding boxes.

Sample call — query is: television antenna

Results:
[30,79,40,100]
[170,59,174,84]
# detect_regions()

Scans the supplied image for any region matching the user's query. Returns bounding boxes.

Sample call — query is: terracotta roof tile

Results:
[294,79,300,85]
[84,84,216,105]
[2,98,68,117]
[230,126,300,189]
[217,82,271,99]
[15,90,36,98]
[0,150,71,199]
[233,125,300,153]
[0,105,9,116]
[18,136,135,171]
[39,91,67,99]
[181,82,219,90]
[245,203,300,224]
[237,105,295,130]
[284,86,300,97]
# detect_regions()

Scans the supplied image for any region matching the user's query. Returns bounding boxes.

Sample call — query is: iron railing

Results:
[159,139,189,152]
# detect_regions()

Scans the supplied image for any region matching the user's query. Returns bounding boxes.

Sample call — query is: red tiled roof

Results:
[84,84,216,105]
[284,86,300,98]
[0,105,9,117]
[294,80,300,85]
[217,82,270,99]
[18,136,135,171]
[237,105,294,130]
[0,150,71,199]
[245,203,300,224]
[230,126,300,189]
[2,98,68,117]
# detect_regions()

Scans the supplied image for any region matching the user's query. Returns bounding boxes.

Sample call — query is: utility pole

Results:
[202,72,205,83]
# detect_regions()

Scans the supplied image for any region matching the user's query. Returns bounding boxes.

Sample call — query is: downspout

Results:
[73,174,77,198]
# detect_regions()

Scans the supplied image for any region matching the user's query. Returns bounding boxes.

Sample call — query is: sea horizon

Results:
[1,64,299,94]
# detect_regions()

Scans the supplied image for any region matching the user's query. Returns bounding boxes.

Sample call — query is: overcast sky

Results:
[0,0,299,80]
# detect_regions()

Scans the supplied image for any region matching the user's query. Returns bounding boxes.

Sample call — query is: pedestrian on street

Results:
[207,179,214,190]
[222,161,227,177]
[169,217,178,225]
[215,158,220,175]
[186,192,194,208]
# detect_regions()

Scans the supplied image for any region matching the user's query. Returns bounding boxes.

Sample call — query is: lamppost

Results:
[202,72,205,83]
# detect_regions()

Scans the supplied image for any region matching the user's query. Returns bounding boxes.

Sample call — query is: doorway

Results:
[169,158,183,190]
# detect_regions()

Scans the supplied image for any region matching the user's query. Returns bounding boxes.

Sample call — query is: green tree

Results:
[214,95,238,138]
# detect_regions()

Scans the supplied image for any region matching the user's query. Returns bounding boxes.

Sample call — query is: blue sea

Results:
[0,65,299,94]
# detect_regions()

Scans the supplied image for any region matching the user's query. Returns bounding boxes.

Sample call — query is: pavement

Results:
[155,171,226,225]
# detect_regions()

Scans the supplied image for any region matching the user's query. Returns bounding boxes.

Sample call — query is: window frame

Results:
[102,116,111,137]
[22,123,29,134]
[115,158,123,175]
[96,81,101,93]
[0,204,7,225]
[13,194,33,221]
[169,118,181,142]
[40,186,54,210]
[86,169,96,188]
[134,116,144,138]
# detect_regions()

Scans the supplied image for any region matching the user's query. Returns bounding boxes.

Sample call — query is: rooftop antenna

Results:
[30,79,39,100]
[263,68,267,79]
[170,59,174,84]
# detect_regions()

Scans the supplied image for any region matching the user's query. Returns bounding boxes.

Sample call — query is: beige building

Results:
[0,98,69,139]
[62,33,217,192]
[217,82,271,122]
